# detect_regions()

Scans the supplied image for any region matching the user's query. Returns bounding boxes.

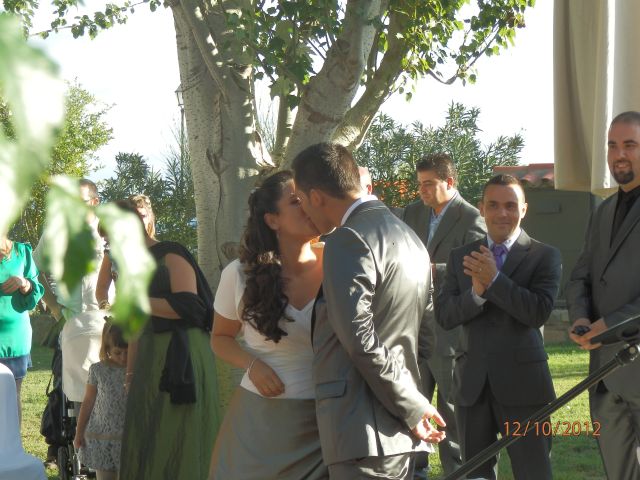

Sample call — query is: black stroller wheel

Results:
[57,445,73,480]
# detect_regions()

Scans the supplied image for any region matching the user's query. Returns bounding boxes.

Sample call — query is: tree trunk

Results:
[172,0,269,407]
[172,0,268,284]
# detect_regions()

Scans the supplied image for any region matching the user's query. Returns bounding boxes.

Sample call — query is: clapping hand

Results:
[1,276,31,295]
[411,403,447,444]
[463,246,497,296]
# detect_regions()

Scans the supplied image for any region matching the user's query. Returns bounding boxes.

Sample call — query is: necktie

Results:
[491,243,507,270]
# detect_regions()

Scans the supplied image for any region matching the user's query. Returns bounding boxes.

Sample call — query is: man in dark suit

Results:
[402,153,485,476]
[292,143,445,479]
[436,174,561,480]
[567,111,640,479]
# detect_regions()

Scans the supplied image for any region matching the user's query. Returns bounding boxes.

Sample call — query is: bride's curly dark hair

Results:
[239,170,293,342]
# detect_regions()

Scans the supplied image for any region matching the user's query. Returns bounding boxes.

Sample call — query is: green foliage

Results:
[160,127,197,251]
[20,0,535,100]
[232,0,534,98]
[0,97,15,138]
[0,13,64,237]
[10,81,112,247]
[2,0,38,33]
[100,152,166,201]
[52,83,113,168]
[28,0,162,39]
[100,135,197,253]
[354,103,524,207]
[1,13,152,332]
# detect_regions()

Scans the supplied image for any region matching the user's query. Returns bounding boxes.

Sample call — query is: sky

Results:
[30,1,554,180]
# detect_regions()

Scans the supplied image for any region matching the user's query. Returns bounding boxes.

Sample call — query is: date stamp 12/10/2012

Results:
[504,420,601,437]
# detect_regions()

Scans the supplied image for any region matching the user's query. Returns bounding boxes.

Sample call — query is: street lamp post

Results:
[175,85,186,163]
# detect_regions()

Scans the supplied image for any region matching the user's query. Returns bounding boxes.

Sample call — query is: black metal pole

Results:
[443,343,640,480]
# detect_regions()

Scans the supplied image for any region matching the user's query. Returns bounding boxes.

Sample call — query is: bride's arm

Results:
[211,313,285,397]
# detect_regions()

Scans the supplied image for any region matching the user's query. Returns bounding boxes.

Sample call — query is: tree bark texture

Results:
[172,0,268,406]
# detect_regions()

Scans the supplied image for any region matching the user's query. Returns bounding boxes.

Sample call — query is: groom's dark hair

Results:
[292,142,361,199]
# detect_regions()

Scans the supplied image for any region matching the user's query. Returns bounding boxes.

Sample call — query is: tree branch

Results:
[283,0,383,164]
[172,0,255,101]
[272,93,294,165]
[332,6,411,150]
[30,0,149,38]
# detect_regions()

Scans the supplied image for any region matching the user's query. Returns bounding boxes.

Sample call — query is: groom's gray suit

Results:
[312,199,433,476]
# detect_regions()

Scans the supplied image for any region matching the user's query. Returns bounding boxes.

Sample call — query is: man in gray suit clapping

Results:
[292,143,445,479]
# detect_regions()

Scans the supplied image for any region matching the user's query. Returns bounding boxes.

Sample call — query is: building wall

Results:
[520,189,601,305]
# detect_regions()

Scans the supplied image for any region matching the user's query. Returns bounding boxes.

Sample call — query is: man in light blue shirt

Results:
[402,154,485,478]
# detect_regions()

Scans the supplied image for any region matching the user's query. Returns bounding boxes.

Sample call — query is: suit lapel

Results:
[604,196,640,271]
[310,284,324,343]
[410,202,431,246]
[501,230,531,278]
[428,195,461,254]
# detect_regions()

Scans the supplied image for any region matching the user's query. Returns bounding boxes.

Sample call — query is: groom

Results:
[292,143,445,479]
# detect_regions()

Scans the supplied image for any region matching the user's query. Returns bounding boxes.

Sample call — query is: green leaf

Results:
[274,19,293,41]
[96,202,155,336]
[0,14,64,237]
[39,176,97,301]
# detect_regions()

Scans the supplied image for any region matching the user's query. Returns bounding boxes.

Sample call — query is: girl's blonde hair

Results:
[129,194,156,238]
[99,322,128,361]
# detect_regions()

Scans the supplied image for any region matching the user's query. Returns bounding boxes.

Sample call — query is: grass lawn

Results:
[22,344,59,479]
[21,343,604,480]
[427,343,605,479]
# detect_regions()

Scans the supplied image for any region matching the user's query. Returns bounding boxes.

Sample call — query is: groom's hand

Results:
[411,404,447,444]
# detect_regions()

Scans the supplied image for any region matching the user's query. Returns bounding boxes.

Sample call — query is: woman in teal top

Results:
[0,235,44,422]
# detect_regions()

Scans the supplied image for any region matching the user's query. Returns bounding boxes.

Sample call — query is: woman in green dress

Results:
[0,235,44,423]
[115,198,221,480]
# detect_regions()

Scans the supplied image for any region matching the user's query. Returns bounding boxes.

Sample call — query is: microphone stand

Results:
[443,314,640,480]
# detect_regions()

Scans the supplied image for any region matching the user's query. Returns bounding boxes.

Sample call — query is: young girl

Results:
[73,322,128,480]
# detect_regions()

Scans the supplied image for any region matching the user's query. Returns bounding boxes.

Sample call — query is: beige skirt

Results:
[210,387,328,480]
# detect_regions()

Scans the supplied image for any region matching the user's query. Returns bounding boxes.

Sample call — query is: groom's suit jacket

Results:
[435,231,560,407]
[312,200,432,466]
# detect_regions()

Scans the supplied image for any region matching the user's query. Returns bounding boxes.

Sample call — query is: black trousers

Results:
[457,380,552,480]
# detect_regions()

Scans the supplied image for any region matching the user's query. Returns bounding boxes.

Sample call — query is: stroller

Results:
[57,389,87,480]
[40,345,88,480]
[41,326,104,480]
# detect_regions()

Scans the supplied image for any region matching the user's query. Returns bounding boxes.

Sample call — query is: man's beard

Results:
[613,169,635,185]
